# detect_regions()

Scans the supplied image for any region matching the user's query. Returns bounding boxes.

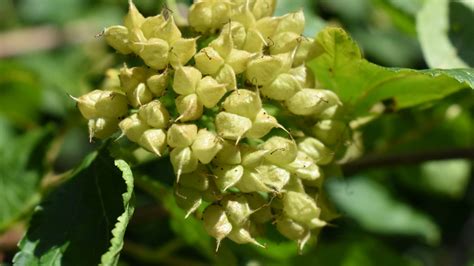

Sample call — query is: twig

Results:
[342,148,474,175]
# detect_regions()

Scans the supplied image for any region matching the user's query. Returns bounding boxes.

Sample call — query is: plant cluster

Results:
[73,0,350,252]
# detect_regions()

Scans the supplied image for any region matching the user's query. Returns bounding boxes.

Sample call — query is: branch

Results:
[342,147,474,175]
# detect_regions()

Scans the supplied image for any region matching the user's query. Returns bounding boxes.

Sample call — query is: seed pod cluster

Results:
[74,0,350,253]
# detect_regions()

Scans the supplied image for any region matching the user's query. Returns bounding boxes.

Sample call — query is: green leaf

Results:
[0,126,53,232]
[13,150,135,266]
[308,27,473,117]
[326,176,440,244]
[417,0,471,68]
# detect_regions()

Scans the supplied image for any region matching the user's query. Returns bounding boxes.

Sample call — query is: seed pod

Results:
[284,151,321,181]
[215,112,252,142]
[124,0,145,30]
[202,204,233,251]
[221,21,246,49]
[194,47,225,75]
[167,123,198,148]
[312,120,348,146]
[174,185,202,218]
[242,30,265,53]
[140,14,166,39]
[175,94,203,122]
[246,55,283,86]
[170,146,199,181]
[195,76,227,108]
[188,1,232,33]
[284,175,306,193]
[293,37,314,66]
[138,129,167,156]
[215,64,237,91]
[288,65,315,88]
[222,89,262,119]
[240,145,268,168]
[179,165,210,192]
[75,90,128,119]
[119,114,149,143]
[136,38,170,70]
[191,129,223,164]
[261,73,301,101]
[255,164,290,192]
[226,49,254,74]
[270,31,300,55]
[261,136,297,165]
[252,0,276,18]
[173,66,202,95]
[88,117,119,140]
[153,16,181,44]
[209,27,233,59]
[119,66,151,94]
[245,193,273,224]
[104,26,132,54]
[282,191,325,229]
[275,217,308,241]
[202,178,222,202]
[228,225,264,248]
[235,168,272,193]
[214,140,241,165]
[255,16,280,40]
[138,100,169,128]
[169,37,198,68]
[286,88,327,116]
[275,10,305,35]
[297,137,334,165]
[212,164,244,191]
[221,194,253,226]
[245,109,278,139]
[146,71,168,96]
[129,83,153,107]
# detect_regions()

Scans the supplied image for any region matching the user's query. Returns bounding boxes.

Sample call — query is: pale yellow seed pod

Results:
[255,164,291,192]
[170,146,199,179]
[286,88,327,116]
[169,38,198,68]
[245,193,273,224]
[276,10,305,35]
[202,204,233,251]
[222,89,262,119]
[261,73,301,101]
[270,31,300,55]
[140,14,166,39]
[76,90,128,119]
[234,168,272,193]
[166,123,198,148]
[88,117,119,140]
[104,26,132,54]
[173,66,202,95]
[282,191,325,229]
[242,29,266,53]
[215,112,252,142]
[153,16,181,44]
[210,28,233,59]
[214,140,241,165]
[284,175,306,193]
[293,37,314,66]
[138,129,167,156]
[252,0,276,19]
[119,66,151,94]
[189,1,232,33]
[255,16,280,40]
[288,65,315,88]
[212,164,244,191]
[245,55,283,86]
[146,71,168,97]
[284,151,321,181]
[179,165,209,191]
[226,49,253,74]
[119,114,149,143]
[194,47,225,75]
[297,137,334,165]
[240,145,268,168]
[175,94,203,122]
[261,136,298,165]
[195,76,227,108]
[138,100,169,129]
[215,64,237,91]
[228,226,264,248]
[245,109,278,139]
[124,0,145,30]
[222,194,253,226]
[275,217,308,241]
[128,83,153,108]
[191,129,223,164]
[222,21,246,49]
[137,38,170,70]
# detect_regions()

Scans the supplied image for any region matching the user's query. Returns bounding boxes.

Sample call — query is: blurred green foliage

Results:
[0,0,472,265]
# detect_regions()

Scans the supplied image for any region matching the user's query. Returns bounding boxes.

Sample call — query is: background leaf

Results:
[0,125,53,232]
[308,27,474,117]
[13,150,134,266]
[326,176,440,244]
[416,0,472,68]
